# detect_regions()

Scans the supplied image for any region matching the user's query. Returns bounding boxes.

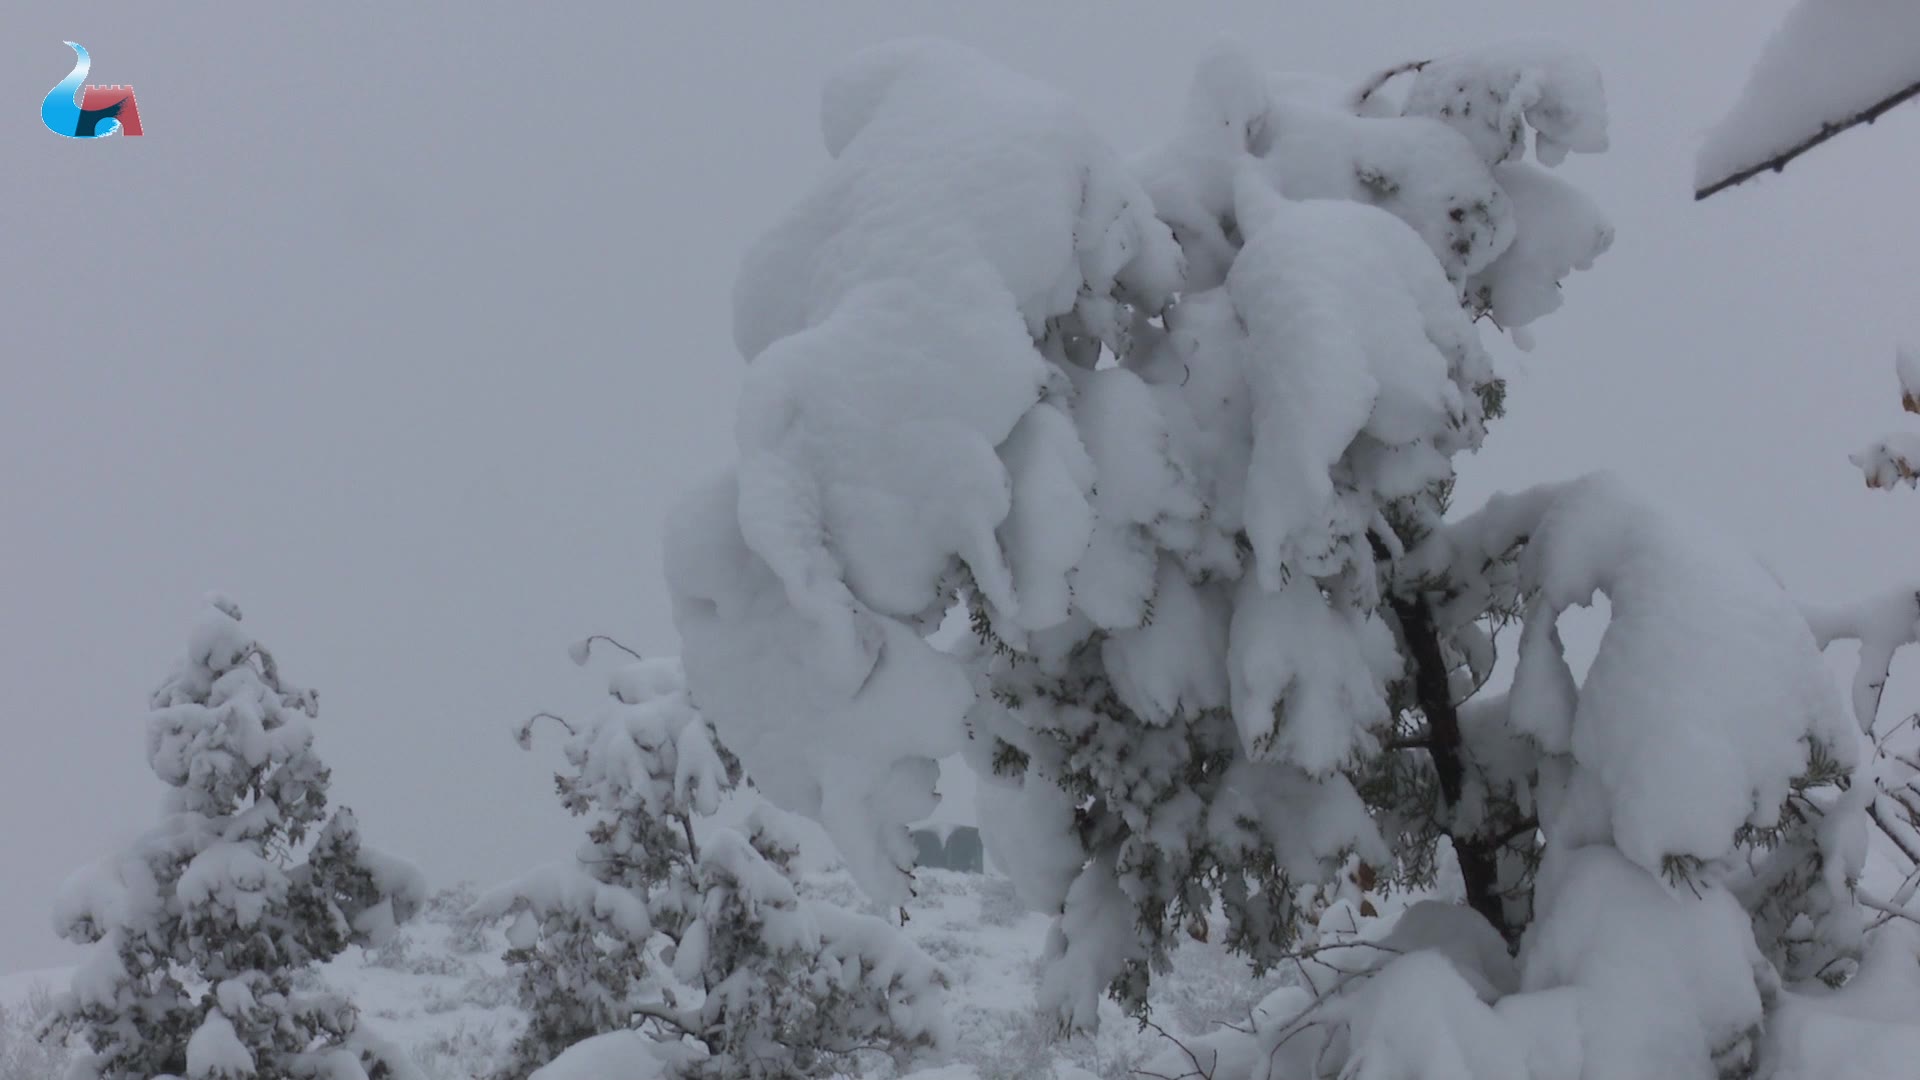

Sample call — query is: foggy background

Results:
[4,1,1916,972]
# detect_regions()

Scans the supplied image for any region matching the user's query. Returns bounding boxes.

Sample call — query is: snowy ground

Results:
[0,869,1281,1080]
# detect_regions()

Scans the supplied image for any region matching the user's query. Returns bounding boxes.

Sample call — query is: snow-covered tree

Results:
[480,641,947,1080]
[1697,0,1920,199]
[40,597,425,1080]
[658,35,1920,1077]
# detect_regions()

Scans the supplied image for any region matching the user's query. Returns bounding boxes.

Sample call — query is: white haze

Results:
[4,0,1919,972]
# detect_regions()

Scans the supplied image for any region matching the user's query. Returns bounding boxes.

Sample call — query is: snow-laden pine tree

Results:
[480,641,947,1080]
[40,597,425,1080]
[659,36,1920,1077]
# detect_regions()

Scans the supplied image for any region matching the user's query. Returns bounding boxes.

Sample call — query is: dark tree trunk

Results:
[1387,587,1515,943]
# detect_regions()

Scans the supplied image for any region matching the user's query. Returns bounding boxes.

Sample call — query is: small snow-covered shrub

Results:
[480,643,948,1079]
[368,931,478,980]
[974,877,1028,930]
[1149,935,1276,1037]
[411,1019,511,1080]
[1,988,72,1080]
[945,1009,1065,1080]
[430,884,497,957]
[454,971,520,1012]
[794,865,875,914]
[39,598,425,1080]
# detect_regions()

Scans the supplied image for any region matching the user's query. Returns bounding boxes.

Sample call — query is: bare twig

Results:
[577,634,645,662]
[1868,864,1920,930]
[1696,79,1920,200]
[1351,59,1430,113]
[1135,1019,1215,1080]
[1874,711,1919,754]
[1255,965,1377,1080]
[1859,890,1920,929]
[1869,798,1920,866]
[516,711,576,747]
[630,1001,697,1037]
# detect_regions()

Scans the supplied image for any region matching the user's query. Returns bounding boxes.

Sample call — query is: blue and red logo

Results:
[42,42,142,138]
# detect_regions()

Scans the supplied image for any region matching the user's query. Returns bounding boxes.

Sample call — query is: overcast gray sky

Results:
[5,0,1917,973]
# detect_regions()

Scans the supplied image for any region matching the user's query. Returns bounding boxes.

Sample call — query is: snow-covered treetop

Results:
[144,598,323,828]
[44,599,425,1080]
[493,647,731,914]
[485,645,947,1079]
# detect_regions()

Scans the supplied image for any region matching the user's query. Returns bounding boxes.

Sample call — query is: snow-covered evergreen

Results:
[480,642,946,1080]
[658,35,1920,1078]
[40,597,425,1080]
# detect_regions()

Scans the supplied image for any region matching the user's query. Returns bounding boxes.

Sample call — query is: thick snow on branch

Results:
[186,1009,254,1079]
[1806,584,1920,732]
[1430,474,1857,871]
[673,40,1183,906]
[1697,0,1920,198]
[1514,847,1771,1080]
[1139,44,1611,309]
[1225,167,1490,594]
[1402,41,1609,169]
[529,1031,706,1080]
[1763,924,1920,1079]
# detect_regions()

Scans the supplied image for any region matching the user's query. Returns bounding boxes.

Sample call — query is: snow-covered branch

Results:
[1697,0,1920,199]
[1696,79,1920,199]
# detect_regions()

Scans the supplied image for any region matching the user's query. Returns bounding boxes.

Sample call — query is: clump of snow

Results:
[1227,574,1398,775]
[1339,951,1529,1080]
[1415,474,1857,873]
[1898,343,1920,410]
[527,1030,705,1080]
[1402,40,1610,168]
[1762,924,1920,1080]
[1805,582,1920,732]
[1224,168,1486,592]
[675,37,1183,907]
[1207,759,1391,886]
[186,1009,254,1079]
[1468,163,1613,327]
[1037,854,1146,1034]
[1516,846,1769,1079]
[1851,347,1920,490]
[972,769,1082,915]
